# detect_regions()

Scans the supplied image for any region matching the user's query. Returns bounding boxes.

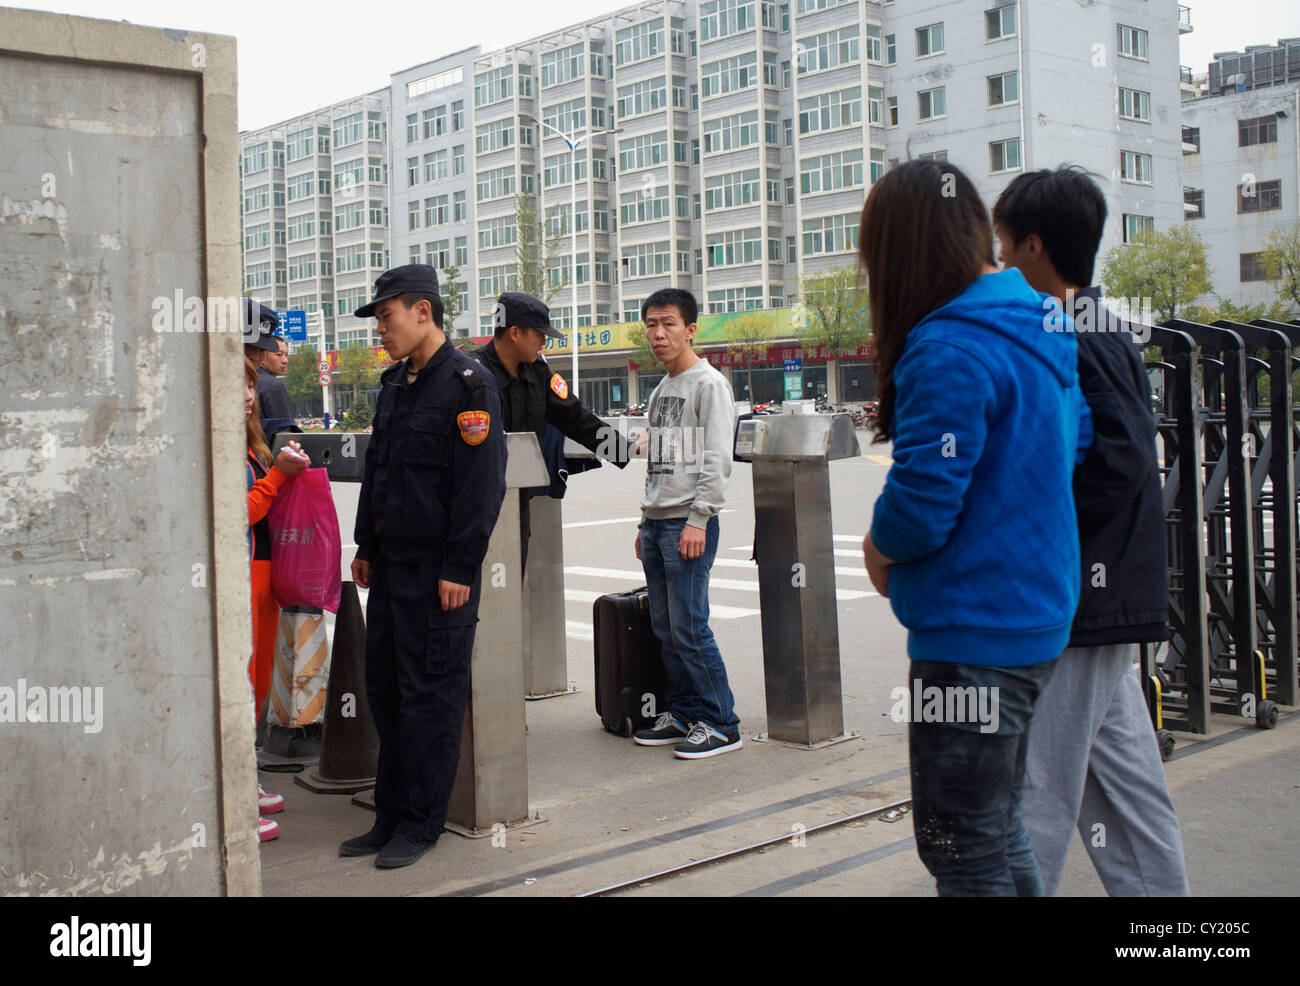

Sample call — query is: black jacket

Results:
[354,339,507,615]
[256,366,296,438]
[471,340,633,467]
[1069,287,1169,646]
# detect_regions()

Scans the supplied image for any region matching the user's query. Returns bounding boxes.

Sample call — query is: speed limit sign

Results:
[318,372,332,386]
[318,360,330,373]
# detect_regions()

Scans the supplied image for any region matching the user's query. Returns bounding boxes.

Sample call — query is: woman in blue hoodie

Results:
[858,161,1091,896]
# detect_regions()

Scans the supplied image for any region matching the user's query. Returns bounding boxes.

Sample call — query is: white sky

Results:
[10,0,1300,131]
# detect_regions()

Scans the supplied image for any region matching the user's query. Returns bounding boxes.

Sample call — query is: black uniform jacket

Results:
[354,338,508,591]
[1069,286,1169,646]
[471,340,633,466]
[257,366,297,438]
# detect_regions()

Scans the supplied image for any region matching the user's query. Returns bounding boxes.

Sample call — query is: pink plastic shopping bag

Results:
[268,467,342,613]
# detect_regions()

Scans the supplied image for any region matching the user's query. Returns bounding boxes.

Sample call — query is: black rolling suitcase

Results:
[593,586,670,736]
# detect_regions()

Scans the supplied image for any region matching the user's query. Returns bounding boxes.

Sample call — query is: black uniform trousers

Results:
[365,555,475,842]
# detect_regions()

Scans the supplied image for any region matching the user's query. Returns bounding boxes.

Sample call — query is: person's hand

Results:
[862,532,891,598]
[439,580,470,611]
[634,528,642,560]
[632,428,649,458]
[351,558,371,589]
[274,440,308,478]
[679,523,706,561]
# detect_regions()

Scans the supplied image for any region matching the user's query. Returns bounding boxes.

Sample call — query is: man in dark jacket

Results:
[343,265,507,869]
[994,167,1188,896]
[242,299,296,437]
[472,292,633,563]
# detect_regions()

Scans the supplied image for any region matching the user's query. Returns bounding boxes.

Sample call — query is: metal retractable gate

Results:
[1142,325,1211,753]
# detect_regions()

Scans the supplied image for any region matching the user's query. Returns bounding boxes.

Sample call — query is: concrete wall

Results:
[0,9,256,895]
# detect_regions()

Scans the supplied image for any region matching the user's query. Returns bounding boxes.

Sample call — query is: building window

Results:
[1120,150,1153,184]
[917,87,946,121]
[1239,115,1279,146]
[1122,213,1154,244]
[1118,87,1150,121]
[1184,187,1204,220]
[988,71,1019,107]
[866,23,882,63]
[408,201,421,231]
[615,18,665,65]
[1238,178,1282,213]
[1240,252,1268,282]
[703,111,762,153]
[1117,25,1148,61]
[917,150,948,162]
[708,286,764,313]
[986,5,1016,41]
[451,100,464,132]
[1182,126,1201,152]
[406,157,419,188]
[453,190,466,222]
[796,26,861,74]
[704,169,761,210]
[885,33,896,65]
[798,89,862,135]
[886,96,898,127]
[405,114,418,145]
[453,145,465,176]
[989,137,1021,174]
[916,23,945,58]
[541,41,586,87]
[800,148,865,195]
[801,213,859,256]
[870,147,885,182]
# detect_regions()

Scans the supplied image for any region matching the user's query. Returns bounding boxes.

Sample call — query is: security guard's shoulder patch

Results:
[457,410,490,446]
[550,373,569,399]
[457,363,485,390]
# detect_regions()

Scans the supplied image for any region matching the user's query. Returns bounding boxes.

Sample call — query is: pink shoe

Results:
[258,816,280,842]
[258,784,285,814]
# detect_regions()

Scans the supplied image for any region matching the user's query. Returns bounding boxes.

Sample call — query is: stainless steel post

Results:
[736,413,861,748]
[524,495,574,699]
[445,433,550,836]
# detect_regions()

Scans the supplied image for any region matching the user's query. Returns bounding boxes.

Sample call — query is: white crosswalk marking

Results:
[564,566,873,601]
[728,546,865,559]
[710,557,869,579]
[563,587,760,620]
[566,619,594,641]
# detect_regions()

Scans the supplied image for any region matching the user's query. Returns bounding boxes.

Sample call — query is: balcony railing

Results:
[1178,5,1193,32]
[1180,65,1193,84]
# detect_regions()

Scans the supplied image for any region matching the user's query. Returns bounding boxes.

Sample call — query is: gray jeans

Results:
[1021,642,1190,896]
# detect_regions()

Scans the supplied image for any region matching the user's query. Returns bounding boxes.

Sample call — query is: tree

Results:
[1184,296,1293,325]
[514,193,563,304]
[285,343,320,405]
[440,265,465,335]
[725,312,777,402]
[1261,224,1300,315]
[795,267,872,357]
[340,401,372,431]
[334,343,386,420]
[1100,224,1212,322]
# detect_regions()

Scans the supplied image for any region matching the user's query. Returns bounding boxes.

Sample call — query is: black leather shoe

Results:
[339,824,395,857]
[375,832,437,869]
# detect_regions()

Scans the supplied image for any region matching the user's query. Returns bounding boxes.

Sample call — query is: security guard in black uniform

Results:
[472,292,634,562]
[342,265,507,869]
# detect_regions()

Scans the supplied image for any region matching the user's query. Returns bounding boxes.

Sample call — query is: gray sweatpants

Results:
[1021,643,1190,896]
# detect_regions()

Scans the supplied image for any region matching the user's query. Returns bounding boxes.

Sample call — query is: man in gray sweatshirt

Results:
[632,288,742,759]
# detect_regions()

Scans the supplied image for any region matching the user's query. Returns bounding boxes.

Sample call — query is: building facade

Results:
[239,0,1201,407]
[1181,39,1300,309]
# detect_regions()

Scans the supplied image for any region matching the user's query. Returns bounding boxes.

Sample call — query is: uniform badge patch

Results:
[457,410,490,446]
[550,373,569,399]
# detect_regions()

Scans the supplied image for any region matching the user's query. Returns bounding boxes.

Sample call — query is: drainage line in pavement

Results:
[574,796,914,897]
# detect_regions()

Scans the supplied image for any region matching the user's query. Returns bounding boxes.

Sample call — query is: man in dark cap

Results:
[242,299,295,438]
[342,265,507,869]
[472,292,633,561]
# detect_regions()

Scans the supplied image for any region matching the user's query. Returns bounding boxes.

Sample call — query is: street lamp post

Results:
[522,115,621,400]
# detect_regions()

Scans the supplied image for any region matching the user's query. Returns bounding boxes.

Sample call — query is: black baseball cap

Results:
[355,264,440,319]
[243,298,282,352]
[497,291,562,339]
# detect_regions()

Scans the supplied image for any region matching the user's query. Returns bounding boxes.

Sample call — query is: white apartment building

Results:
[1181,39,1300,310]
[241,0,1194,368]
[239,88,391,353]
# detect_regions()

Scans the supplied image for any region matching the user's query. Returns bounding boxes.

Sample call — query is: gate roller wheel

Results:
[1157,729,1176,761]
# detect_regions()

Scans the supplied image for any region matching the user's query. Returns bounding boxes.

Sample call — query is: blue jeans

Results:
[640,517,739,733]
[907,657,1057,897]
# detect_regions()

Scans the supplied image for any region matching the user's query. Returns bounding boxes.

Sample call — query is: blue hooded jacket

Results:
[869,268,1093,668]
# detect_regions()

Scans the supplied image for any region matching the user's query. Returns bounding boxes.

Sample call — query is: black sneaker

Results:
[634,712,690,746]
[375,832,438,869]
[338,824,395,857]
[674,723,743,760]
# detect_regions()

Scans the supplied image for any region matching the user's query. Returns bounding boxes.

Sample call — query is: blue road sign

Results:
[276,309,308,342]
[783,357,803,373]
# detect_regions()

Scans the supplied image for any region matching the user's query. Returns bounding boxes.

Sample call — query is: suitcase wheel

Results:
[619,716,635,738]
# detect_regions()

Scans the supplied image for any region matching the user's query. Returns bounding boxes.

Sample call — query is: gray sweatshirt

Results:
[641,357,736,529]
